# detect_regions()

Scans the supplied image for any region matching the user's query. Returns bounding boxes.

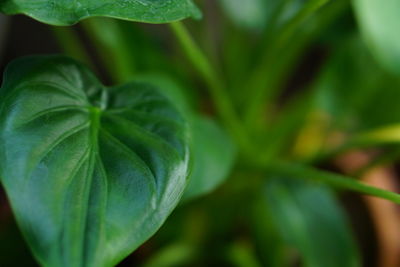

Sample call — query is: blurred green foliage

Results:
[2,0,400,266]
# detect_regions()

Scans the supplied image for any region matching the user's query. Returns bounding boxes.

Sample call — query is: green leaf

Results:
[311,37,382,130]
[353,0,400,74]
[134,74,236,200]
[218,0,319,31]
[251,197,288,267]
[262,178,360,267]
[0,0,201,26]
[0,55,190,267]
[142,242,196,267]
[80,18,137,83]
[134,73,192,117]
[183,115,236,200]
[218,0,273,30]
[304,36,400,155]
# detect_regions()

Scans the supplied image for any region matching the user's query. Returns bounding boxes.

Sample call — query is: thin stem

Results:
[51,26,93,68]
[265,161,400,204]
[354,147,400,177]
[169,21,253,154]
[272,0,330,50]
[308,123,400,165]
[80,18,135,84]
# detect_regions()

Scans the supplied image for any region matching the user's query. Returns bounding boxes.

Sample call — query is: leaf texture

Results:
[0,55,189,267]
[0,0,201,25]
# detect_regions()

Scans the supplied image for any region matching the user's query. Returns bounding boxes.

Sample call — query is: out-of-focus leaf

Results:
[0,55,189,267]
[141,242,196,267]
[81,19,177,84]
[302,36,400,156]
[357,78,400,132]
[218,0,275,30]
[0,0,201,26]
[262,178,360,267]
[80,18,136,83]
[312,37,382,130]
[353,0,400,74]
[184,115,236,200]
[135,73,192,116]
[136,74,236,200]
[227,241,262,267]
[293,38,378,159]
[251,198,288,267]
[218,0,323,31]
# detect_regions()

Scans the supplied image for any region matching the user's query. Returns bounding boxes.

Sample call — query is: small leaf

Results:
[183,115,236,200]
[262,178,360,267]
[353,0,400,74]
[0,0,201,26]
[0,55,190,267]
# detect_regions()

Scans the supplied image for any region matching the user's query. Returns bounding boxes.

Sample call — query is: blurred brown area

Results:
[336,151,400,267]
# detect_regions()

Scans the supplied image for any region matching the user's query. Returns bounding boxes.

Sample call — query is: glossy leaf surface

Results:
[0,0,200,26]
[0,56,189,267]
[263,178,360,267]
[135,74,236,200]
[353,0,400,74]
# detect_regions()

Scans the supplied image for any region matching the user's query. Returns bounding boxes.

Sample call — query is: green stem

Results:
[51,26,93,68]
[265,161,400,204]
[80,18,135,84]
[271,0,330,50]
[353,147,400,177]
[169,21,253,154]
[308,123,400,165]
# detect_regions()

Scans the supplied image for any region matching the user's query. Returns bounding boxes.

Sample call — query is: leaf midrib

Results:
[81,106,103,266]
[62,106,103,267]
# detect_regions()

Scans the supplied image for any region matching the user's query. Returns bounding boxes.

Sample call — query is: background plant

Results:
[1,0,400,266]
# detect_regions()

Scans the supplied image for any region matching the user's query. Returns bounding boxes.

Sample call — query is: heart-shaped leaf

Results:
[0,55,189,267]
[0,0,201,26]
